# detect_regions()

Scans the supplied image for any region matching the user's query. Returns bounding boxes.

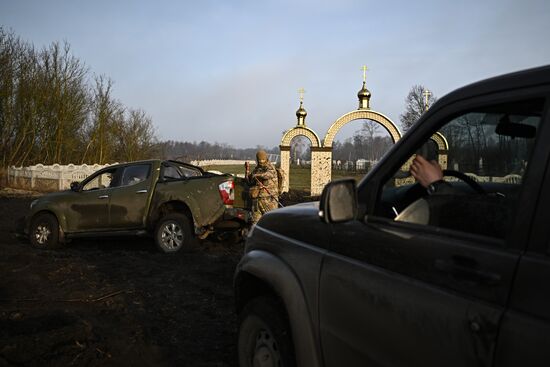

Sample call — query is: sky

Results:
[2,0,550,149]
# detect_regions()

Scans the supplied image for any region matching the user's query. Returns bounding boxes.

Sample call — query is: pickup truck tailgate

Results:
[232,176,251,210]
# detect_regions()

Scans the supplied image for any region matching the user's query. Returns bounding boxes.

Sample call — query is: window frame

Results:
[160,161,204,181]
[80,167,119,191]
[359,87,550,251]
[526,94,550,255]
[119,164,152,187]
[160,163,183,180]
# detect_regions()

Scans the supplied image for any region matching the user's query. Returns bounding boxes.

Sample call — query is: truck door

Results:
[319,93,548,367]
[66,167,118,232]
[109,163,154,229]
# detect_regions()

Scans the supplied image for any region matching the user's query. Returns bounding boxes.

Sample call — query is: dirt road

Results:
[0,195,243,366]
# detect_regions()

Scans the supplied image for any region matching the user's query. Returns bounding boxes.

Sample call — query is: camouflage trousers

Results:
[251,196,278,223]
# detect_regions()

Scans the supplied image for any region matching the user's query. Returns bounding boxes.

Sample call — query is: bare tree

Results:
[82,75,125,164]
[0,28,38,167]
[0,28,160,168]
[360,120,380,160]
[400,85,437,131]
[290,136,311,163]
[113,108,157,161]
[36,41,88,164]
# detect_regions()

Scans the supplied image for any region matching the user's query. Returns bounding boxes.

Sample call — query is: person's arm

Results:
[410,155,455,195]
[410,155,443,188]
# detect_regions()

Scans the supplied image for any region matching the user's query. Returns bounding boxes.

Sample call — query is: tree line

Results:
[332,121,393,163]
[1,27,440,170]
[0,28,157,168]
[160,140,278,162]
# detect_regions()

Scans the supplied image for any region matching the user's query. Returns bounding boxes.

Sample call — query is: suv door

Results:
[494,129,550,366]
[319,91,549,366]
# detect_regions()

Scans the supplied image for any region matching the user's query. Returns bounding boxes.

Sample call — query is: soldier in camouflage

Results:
[247,150,279,224]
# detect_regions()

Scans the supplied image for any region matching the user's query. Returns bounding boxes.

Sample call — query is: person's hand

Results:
[410,155,443,188]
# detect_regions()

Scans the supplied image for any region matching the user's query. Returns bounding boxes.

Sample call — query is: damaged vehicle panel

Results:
[235,65,550,367]
[19,159,251,252]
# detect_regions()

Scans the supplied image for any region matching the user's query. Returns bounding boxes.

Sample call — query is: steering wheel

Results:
[442,169,485,194]
[393,169,486,217]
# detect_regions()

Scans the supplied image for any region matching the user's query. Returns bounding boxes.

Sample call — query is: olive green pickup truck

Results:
[18,159,251,252]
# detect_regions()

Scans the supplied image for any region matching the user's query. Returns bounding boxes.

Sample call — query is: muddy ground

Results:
[0,189,318,367]
[0,194,246,367]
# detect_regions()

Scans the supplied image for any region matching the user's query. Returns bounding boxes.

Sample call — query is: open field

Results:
[203,164,368,193]
[202,165,249,176]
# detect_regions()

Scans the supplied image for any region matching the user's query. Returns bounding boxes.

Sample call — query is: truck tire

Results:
[154,213,193,253]
[238,296,296,367]
[29,213,61,249]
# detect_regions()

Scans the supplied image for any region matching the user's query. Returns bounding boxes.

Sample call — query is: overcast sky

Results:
[2,0,549,148]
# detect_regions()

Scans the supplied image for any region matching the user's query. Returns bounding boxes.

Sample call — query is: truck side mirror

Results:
[319,179,357,223]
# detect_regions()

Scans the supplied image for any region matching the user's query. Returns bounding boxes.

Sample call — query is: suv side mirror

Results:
[319,179,357,223]
[70,181,81,192]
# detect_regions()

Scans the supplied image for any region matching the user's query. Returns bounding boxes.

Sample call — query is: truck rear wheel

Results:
[238,296,296,367]
[30,213,61,249]
[154,213,193,253]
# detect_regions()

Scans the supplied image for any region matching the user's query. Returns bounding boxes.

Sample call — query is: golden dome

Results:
[296,101,307,118]
[358,81,371,98]
[296,101,307,126]
[358,81,371,109]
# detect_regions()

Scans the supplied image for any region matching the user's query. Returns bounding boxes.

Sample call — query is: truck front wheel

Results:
[30,213,61,249]
[238,296,296,367]
[154,213,193,253]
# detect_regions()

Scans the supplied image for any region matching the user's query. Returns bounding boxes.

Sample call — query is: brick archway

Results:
[311,110,401,195]
[279,127,321,193]
[430,132,449,169]
[323,110,401,147]
[278,80,403,195]
[280,127,321,147]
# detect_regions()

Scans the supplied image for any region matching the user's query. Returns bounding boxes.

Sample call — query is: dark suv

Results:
[234,65,550,367]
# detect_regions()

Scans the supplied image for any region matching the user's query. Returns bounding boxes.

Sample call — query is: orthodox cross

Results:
[423,89,432,110]
[361,65,368,83]
[298,88,306,103]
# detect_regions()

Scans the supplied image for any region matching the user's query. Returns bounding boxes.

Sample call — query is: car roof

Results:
[104,159,160,169]
[434,64,550,109]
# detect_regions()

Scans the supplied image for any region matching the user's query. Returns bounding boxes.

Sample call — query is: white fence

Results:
[395,173,522,187]
[7,163,115,191]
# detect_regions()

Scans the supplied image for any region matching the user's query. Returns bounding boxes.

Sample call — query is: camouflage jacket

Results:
[248,162,279,198]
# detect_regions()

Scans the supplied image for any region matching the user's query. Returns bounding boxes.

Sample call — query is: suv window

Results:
[121,164,151,186]
[375,98,544,239]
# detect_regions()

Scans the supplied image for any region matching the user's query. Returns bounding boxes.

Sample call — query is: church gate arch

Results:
[279,100,322,194]
[430,131,449,169]
[316,111,401,195]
